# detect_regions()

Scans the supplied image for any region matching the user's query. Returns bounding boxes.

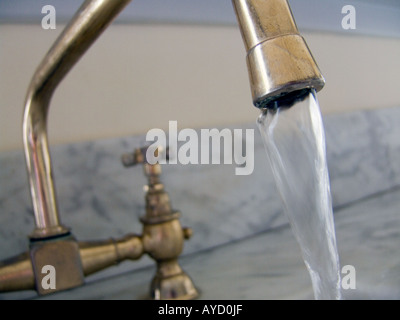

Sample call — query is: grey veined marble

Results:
[1,105,400,299]
[2,184,399,300]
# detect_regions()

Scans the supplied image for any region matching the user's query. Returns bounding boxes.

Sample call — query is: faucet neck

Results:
[232,0,298,51]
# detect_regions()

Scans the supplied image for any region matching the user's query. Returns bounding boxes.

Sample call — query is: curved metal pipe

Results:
[23,0,132,239]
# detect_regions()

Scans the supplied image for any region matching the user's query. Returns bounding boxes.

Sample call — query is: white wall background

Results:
[1,1,400,151]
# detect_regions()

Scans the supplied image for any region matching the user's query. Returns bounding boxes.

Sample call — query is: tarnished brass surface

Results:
[0,253,34,292]
[29,236,85,295]
[1,146,196,299]
[0,0,136,297]
[0,234,145,295]
[79,235,144,276]
[123,146,199,300]
[151,259,199,300]
[232,0,325,108]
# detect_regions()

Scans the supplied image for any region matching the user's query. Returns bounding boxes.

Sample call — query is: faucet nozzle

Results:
[232,0,325,109]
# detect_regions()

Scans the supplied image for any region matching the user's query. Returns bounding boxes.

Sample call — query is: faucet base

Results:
[29,234,85,295]
[151,259,199,300]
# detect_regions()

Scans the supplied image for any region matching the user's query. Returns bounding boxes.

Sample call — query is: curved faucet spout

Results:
[23,0,132,239]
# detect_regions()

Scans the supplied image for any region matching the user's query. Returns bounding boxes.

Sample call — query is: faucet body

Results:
[1,146,196,299]
[0,0,324,298]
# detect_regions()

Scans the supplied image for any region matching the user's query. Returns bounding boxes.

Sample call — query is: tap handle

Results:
[121,146,169,167]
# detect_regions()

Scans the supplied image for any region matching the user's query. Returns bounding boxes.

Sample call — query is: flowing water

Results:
[257,89,342,300]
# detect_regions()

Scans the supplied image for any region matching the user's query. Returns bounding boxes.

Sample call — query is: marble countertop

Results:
[2,184,399,300]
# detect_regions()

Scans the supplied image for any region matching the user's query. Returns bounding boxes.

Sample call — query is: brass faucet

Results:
[0,145,197,299]
[0,0,324,298]
[121,146,198,300]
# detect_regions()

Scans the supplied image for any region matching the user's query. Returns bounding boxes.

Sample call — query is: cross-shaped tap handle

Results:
[121,145,169,167]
